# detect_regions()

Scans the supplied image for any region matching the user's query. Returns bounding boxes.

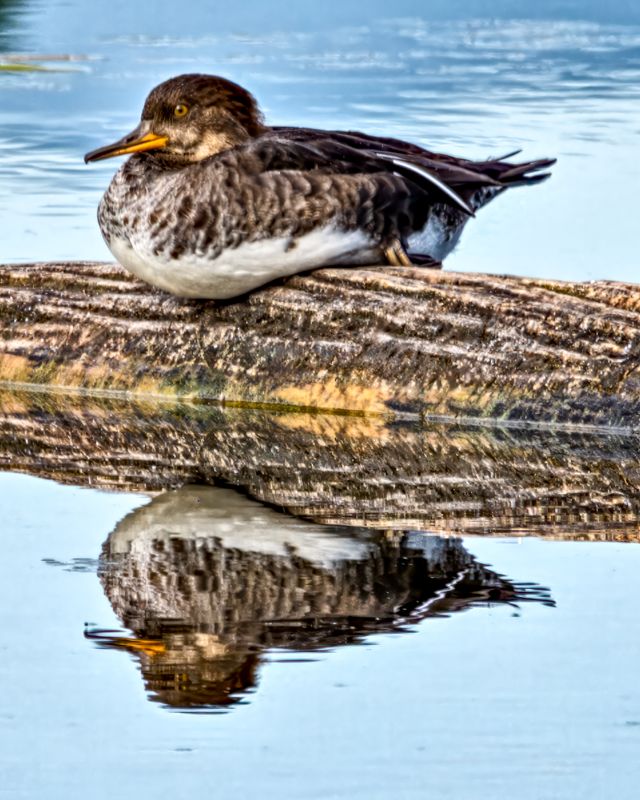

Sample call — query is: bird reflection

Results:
[87,485,554,711]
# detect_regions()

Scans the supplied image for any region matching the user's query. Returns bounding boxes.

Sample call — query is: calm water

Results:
[2,469,640,799]
[1,0,640,280]
[2,1,640,798]
[1,393,640,798]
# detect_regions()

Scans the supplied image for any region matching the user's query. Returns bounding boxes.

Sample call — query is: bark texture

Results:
[1,261,640,426]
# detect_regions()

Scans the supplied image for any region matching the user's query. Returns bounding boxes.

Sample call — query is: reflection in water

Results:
[0,1,24,51]
[1,391,639,539]
[88,485,554,711]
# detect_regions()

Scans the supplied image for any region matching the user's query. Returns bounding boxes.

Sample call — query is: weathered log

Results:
[1,262,640,427]
[2,389,639,539]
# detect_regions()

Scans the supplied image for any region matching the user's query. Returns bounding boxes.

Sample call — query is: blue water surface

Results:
[1,472,640,800]
[0,0,639,281]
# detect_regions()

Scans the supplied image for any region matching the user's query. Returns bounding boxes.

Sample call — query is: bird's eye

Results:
[173,103,189,118]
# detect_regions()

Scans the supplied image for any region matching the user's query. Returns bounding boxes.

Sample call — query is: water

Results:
[2,1,640,797]
[2,468,640,799]
[1,0,640,280]
[1,393,640,797]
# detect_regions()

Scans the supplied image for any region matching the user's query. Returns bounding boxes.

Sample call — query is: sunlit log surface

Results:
[1,390,639,539]
[1,262,640,426]
[87,485,553,710]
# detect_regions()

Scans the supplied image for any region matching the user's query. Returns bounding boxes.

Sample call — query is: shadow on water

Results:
[86,485,554,712]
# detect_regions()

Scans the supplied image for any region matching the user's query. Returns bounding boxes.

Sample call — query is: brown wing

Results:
[270,126,555,203]
[237,130,476,216]
[212,128,554,253]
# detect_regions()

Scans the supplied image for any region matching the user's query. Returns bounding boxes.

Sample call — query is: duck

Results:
[84,73,555,299]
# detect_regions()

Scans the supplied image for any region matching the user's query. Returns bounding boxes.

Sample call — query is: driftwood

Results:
[2,390,638,539]
[1,262,640,427]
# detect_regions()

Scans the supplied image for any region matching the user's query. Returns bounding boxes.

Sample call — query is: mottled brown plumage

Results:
[85,73,555,299]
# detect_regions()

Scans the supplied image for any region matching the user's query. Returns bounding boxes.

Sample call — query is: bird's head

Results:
[84,73,265,166]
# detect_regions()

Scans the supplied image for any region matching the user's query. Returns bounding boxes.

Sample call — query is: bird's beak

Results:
[84,123,168,163]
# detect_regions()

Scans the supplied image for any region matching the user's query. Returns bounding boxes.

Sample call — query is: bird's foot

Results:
[383,238,413,267]
[383,239,442,269]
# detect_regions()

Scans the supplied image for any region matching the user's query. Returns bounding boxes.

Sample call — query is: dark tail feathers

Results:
[479,154,557,188]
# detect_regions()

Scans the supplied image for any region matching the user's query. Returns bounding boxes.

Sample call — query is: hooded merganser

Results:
[85,73,555,299]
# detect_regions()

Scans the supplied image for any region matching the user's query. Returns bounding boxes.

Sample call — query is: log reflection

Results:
[1,390,639,538]
[88,485,554,711]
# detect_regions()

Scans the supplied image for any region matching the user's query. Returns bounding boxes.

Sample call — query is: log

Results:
[2,389,638,539]
[1,261,640,427]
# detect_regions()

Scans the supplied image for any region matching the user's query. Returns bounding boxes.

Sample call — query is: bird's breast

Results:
[107,225,378,299]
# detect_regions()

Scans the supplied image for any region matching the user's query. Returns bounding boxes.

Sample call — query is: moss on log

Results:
[1,261,639,427]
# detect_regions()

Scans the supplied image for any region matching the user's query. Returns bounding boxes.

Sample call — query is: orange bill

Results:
[84,127,168,163]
